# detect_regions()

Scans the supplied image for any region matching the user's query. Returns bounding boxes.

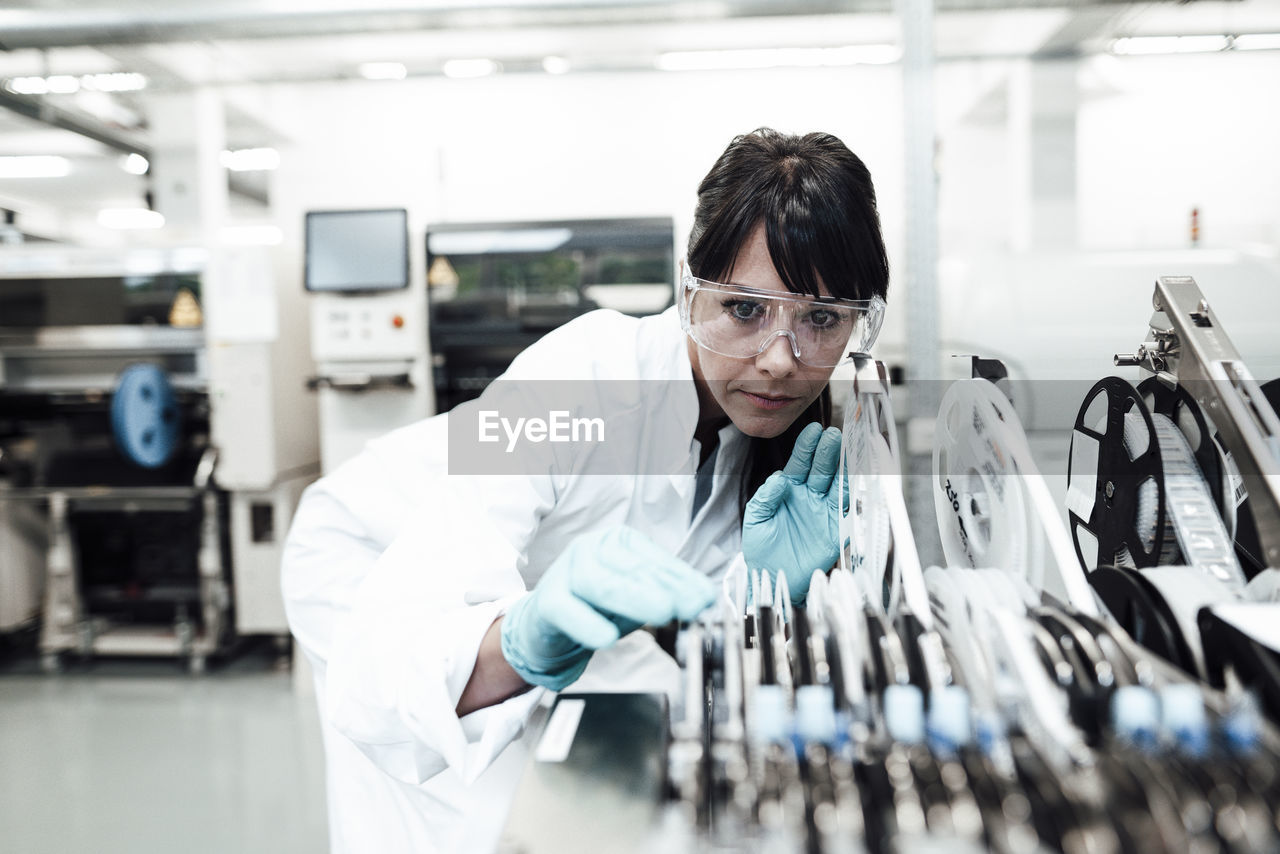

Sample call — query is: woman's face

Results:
[687,223,839,439]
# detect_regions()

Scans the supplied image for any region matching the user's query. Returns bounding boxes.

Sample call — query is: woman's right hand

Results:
[742,423,845,605]
[500,526,715,690]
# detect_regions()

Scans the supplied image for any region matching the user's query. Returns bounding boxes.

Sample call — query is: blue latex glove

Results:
[500,525,716,690]
[742,422,844,605]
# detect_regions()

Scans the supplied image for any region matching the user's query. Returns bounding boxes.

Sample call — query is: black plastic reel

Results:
[1198,606,1280,724]
[1086,565,1201,679]
[1069,377,1170,571]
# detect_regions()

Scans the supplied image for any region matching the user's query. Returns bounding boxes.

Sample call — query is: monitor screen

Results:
[305,208,408,292]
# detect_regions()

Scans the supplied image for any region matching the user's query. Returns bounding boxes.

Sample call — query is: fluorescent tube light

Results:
[98,208,165,230]
[542,56,572,75]
[359,62,407,80]
[45,75,80,94]
[1111,35,1230,55]
[1233,33,1280,51]
[6,76,55,95]
[0,155,72,178]
[443,58,500,79]
[5,71,147,95]
[83,72,147,92]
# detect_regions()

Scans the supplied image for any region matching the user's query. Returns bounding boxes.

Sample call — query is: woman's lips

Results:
[739,390,800,411]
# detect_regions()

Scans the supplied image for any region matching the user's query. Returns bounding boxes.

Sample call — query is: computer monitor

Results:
[305,208,408,293]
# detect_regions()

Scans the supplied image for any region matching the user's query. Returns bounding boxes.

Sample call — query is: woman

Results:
[282,127,889,853]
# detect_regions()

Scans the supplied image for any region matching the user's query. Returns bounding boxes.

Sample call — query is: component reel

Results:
[1069,376,1246,592]
[932,379,1031,579]
[1068,377,1173,572]
[111,362,181,469]
[1136,376,1237,539]
[838,357,897,608]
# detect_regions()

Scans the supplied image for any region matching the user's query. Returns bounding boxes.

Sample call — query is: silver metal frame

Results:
[24,475,230,674]
[1115,275,1280,569]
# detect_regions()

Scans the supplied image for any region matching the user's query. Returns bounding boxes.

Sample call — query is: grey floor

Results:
[0,647,329,854]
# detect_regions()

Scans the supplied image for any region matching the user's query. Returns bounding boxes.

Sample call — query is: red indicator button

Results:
[392,314,405,329]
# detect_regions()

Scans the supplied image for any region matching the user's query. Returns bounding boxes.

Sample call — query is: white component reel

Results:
[837,356,933,628]
[837,360,896,603]
[933,379,1031,578]
[933,378,1098,613]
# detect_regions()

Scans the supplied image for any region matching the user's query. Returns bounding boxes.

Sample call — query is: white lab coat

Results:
[282,306,750,853]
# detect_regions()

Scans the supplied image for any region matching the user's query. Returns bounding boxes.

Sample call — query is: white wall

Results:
[259,65,905,275]
[1076,51,1280,251]
[937,50,1280,255]
[255,49,1280,395]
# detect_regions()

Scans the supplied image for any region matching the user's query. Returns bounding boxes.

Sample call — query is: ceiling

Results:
[2,0,1279,241]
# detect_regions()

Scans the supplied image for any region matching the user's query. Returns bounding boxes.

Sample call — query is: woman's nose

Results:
[754,331,799,377]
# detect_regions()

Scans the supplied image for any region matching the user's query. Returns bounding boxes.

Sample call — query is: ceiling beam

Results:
[0,0,1171,49]
[0,90,269,205]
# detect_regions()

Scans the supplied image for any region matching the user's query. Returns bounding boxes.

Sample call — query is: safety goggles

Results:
[678,262,885,368]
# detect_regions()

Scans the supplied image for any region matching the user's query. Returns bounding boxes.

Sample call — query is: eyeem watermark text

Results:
[478,410,606,452]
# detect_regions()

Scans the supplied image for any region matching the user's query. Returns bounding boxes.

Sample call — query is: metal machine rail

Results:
[1115,275,1280,569]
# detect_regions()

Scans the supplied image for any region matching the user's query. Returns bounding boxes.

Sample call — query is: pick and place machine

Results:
[500,275,1280,854]
[0,244,317,671]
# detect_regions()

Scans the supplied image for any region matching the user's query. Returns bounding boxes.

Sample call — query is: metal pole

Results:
[899,0,943,568]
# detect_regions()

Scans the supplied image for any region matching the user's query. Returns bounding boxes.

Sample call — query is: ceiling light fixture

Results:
[220,148,280,172]
[5,71,147,96]
[45,75,80,94]
[359,62,407,81]
[1233,33,1280,51]
[98,208,165,230]
[655,44,901,72]
[442,58,500,79]
[83,72,148,92]
[0,155,72,178]
[542,56,572,75]
[1110,35,1230,55]
[121,153,150,175]
[6,76,59,95]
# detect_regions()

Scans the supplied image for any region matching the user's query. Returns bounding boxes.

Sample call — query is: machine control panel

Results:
[310,291,424,362]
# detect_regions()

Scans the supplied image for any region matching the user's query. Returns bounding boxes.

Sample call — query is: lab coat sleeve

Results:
[319,466,558,786]
[282,416,446,678]
[285,309,645,786]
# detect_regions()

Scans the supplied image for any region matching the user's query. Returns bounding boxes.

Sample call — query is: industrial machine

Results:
[500,276,1280,853]
[425,217,674,412]
[0,243,318,671]
[306,208,434,472]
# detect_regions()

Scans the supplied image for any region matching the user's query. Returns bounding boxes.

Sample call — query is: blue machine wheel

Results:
[111,363,181,469]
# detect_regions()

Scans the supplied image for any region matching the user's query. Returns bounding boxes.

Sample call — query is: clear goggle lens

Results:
[679,270,884,368]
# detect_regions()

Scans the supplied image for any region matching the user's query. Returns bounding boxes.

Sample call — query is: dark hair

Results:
[686,128,889,515]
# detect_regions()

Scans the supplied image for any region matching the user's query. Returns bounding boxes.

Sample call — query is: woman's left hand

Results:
[742,422,844,605]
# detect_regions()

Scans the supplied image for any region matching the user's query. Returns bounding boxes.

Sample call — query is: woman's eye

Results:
[724,299,763,321]
[807,309,841,329]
